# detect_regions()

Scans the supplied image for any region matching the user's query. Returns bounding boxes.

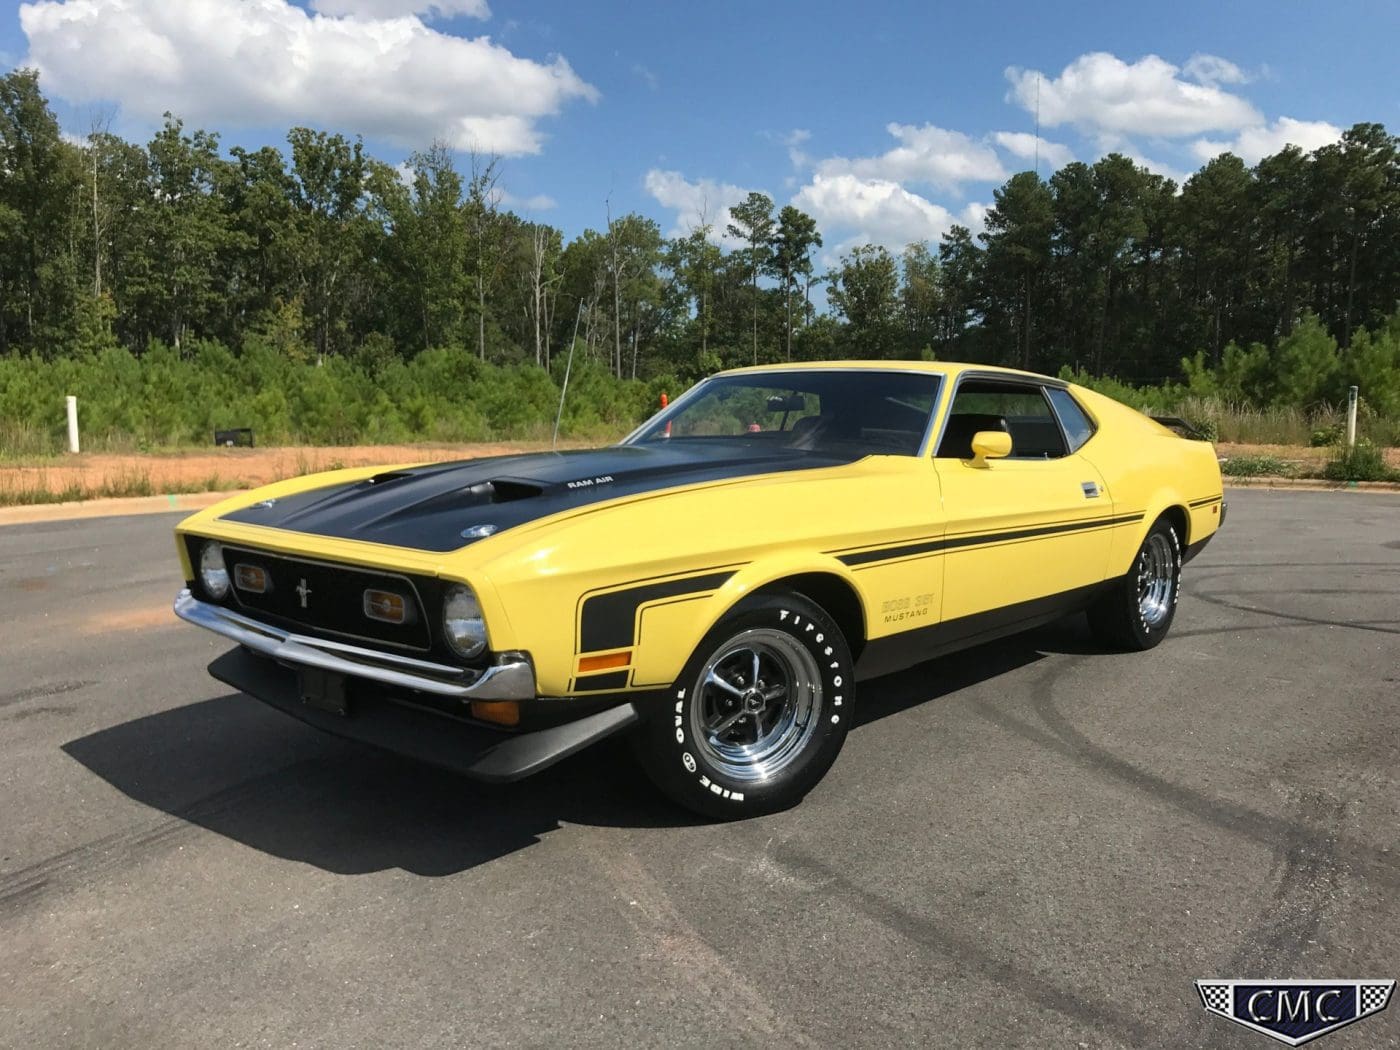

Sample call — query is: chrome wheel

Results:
[689,628,824,784]
[1136,531,1176,628]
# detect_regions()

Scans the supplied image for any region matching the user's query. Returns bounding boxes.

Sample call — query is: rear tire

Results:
[1087,517,1182,651]
[633,592,854,820]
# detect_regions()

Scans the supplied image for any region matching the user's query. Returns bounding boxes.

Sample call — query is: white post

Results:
[65,395,80,454]
[1346,385,1358,449]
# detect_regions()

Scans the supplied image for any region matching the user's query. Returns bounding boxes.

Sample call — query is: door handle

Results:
[1081,482,1100,498]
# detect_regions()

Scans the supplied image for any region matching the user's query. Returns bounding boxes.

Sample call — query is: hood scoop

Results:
[475,478,543,503]
[357,476,544,533]
[365,470,416,486]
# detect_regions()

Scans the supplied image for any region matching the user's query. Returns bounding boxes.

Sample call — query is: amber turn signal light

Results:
[363,589,410,625]
[577,651,631,674]
[233,563,269,594]
[470,701,520,726]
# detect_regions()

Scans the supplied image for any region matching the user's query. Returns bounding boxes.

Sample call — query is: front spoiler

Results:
[209,647,640,783]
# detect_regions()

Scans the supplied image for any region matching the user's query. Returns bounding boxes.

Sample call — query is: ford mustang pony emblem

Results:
[295,578,312,609]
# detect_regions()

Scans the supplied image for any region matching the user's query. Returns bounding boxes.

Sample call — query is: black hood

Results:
[219,442,858,552]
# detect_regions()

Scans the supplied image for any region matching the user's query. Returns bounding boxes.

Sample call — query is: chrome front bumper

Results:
[173,589,535,700]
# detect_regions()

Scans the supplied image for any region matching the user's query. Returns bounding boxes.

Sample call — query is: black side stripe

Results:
[836,513,1145,568]
[578,569,737,653]
[1189,495,1223,508]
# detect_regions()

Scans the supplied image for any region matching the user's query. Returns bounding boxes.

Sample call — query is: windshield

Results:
[626,370,943,457]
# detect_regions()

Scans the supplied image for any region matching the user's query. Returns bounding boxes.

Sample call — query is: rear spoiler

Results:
[1150,415,1211,441]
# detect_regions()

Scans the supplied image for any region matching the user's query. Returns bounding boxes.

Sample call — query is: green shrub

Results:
[1322,442,1396,482]
[0,339,664,454]
[1310,422,1345,447]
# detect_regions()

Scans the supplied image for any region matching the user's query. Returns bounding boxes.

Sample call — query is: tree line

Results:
[2,68,1398,418]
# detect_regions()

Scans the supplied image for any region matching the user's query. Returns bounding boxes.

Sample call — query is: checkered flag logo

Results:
[1196,979,1393,1046]
[1360,981,1393,1016]
[1197,982,1231,1014]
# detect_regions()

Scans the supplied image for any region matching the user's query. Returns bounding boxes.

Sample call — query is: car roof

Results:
[715,360,1063,384]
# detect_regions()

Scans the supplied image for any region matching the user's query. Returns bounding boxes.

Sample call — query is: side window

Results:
[936,379,1069,459]
[1045,387,1096,452]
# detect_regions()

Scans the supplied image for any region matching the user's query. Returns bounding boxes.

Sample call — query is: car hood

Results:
[218,443,859,553]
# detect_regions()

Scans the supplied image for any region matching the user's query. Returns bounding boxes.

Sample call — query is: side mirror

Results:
[969,431,1012,467]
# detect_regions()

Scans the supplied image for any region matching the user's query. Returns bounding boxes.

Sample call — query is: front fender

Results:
[622,553,869,695]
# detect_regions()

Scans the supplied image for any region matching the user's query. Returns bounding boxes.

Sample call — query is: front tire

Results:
[1087,516,1182,651]
[634,592,854,819]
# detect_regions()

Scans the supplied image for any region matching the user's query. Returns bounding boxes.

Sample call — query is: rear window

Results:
[1046,388,1096,452]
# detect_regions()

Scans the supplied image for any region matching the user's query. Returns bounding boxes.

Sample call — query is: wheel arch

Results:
[706,559,870,661]
[1159,503,1190,547]
[1105,489,1193,579]
[752,570,868,661]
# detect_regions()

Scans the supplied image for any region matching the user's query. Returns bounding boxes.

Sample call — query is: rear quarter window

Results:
[1046,388,1096,452]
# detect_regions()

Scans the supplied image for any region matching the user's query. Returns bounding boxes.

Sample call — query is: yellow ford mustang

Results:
[174,362,1224,817]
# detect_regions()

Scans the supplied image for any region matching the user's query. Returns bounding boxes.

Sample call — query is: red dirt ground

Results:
[0,442,573,500]
[2,440,1395,503]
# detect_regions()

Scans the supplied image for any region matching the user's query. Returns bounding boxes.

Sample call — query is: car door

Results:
[932,376,1113,627]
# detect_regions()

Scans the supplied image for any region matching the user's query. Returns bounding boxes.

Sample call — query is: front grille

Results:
[195,540,433,651]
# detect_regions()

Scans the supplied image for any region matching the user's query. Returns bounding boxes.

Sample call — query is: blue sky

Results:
[5,0,1398,264]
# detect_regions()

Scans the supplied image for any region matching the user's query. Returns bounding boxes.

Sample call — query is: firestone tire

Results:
[1087,516,1182,651]
[633,592,854,820]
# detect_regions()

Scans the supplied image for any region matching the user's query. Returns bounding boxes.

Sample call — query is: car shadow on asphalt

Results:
[853,615,1103,728]
[62,617,1105,878]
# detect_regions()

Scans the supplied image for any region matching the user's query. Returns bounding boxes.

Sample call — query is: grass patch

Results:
[1220,454,1296,478]
[0,470,233,507]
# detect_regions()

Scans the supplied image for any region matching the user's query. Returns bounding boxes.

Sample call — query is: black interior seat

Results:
[1004,416,1066,458]
[937,413,1009,458]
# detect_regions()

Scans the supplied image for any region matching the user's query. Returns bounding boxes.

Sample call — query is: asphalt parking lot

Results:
[1,489,1397,1048]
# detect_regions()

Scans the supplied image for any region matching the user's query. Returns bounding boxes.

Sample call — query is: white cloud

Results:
[818,123,1007,189]
[1182,53,1248,87]
[779,128,812,170]
[310,0,490,17]
[643,169,754,245]
[959,201,989,241]
[794,172,960,254]
[991,131,1074,171]
[20,0,596,155]
[497,189,557,211]
[1191,116,1343,164]
[1006,52,1261,138]
[1121,151,1192,186]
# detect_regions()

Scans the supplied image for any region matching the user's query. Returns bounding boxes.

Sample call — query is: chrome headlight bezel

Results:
[442,583,489,659]
[199,540,230,600]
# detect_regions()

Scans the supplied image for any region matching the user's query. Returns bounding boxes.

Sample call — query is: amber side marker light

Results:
[471,701,520,727]
[363,589,411,625]
[233,564,269,594]
[578,651,631,674]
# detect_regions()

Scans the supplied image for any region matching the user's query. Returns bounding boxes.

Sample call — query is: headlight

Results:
[442,584,488,659]
[199,541,230,600]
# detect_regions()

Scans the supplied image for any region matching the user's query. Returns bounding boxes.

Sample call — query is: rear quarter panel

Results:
[1073,386,1224,575]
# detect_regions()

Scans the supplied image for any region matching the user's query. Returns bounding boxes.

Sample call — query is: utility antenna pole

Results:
[1033,73,1041,176]
[553,301,585,451]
